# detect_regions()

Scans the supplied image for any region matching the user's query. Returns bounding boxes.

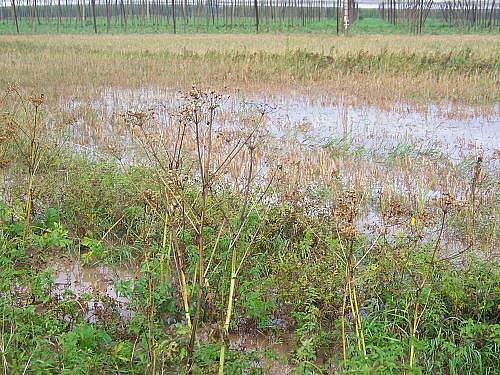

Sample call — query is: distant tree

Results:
[254,0,259,32]
[11,0,19,33]
[91,0,97,32]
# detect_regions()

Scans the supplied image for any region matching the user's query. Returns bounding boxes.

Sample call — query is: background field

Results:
[1,33,499,105]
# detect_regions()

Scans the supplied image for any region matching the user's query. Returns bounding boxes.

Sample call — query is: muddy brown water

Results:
[48,258,134,322]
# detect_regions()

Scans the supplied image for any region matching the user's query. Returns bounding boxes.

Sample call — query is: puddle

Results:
[229,333,294,374]
[46,260,296,372]
[197,324,294,374]
[48,258,134,322]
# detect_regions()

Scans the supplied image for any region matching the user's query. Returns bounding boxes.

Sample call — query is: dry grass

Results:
[1,33,498,54]
[0,34,498,106]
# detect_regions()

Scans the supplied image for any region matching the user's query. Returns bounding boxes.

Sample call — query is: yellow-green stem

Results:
[219,248,237,375]
[181,270,192,329]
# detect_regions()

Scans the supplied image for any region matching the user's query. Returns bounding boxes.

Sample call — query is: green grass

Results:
[1,150,498,373]
[0,15,497,35]
[351,16,500,34]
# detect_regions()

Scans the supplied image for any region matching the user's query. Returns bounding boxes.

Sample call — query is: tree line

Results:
[0,0,363,33]
[379,0,499,32]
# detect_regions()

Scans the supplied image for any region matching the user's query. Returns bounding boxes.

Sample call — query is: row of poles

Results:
[379,0,499,32]
[0,0,360,33]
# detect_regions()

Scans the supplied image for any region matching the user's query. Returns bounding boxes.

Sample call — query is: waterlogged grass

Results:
[0,86,498,374]
[1,146,498,374]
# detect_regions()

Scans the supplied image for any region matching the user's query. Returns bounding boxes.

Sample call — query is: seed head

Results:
[29,94,45,108]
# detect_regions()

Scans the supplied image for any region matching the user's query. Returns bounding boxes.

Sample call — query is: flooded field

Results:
[61,88,499,159]
[32,87,498,372]
[1,33,499,374]
[56,88,499,232]
[36,86,500,303]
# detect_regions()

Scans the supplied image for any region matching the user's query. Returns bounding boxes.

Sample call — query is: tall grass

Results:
[0,34,498,105]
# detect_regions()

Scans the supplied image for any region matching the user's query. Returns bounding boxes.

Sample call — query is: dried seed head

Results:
[6,83,19,95]
[29,94,45,108]
[140,189,159,208]
[440,192,455,210]
[338,223,357,239]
